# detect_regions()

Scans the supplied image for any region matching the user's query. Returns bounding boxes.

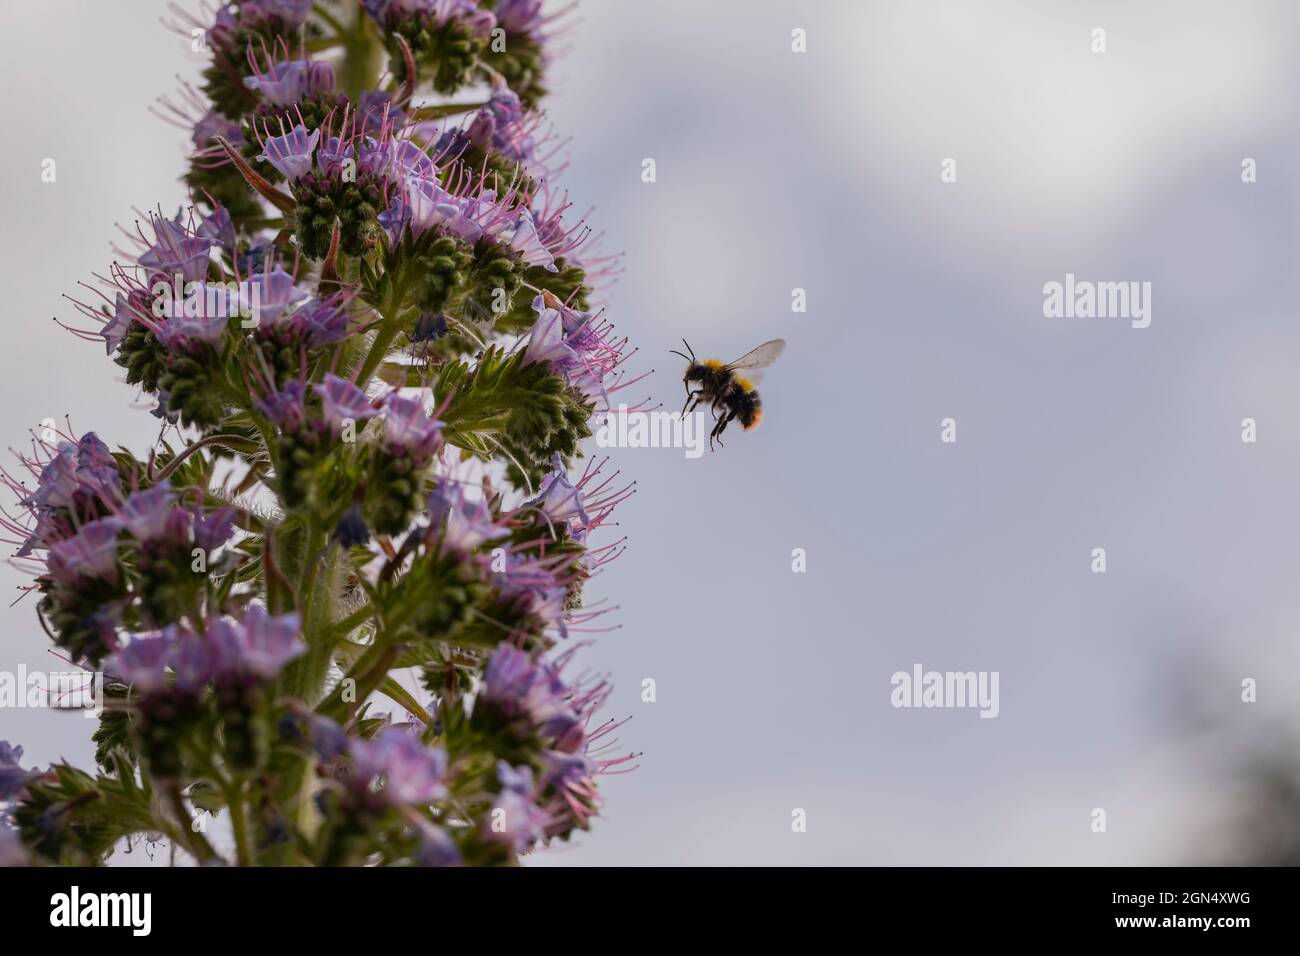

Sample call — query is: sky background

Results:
[4,0,1300,865]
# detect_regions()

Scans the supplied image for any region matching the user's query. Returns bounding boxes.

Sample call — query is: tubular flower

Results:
[11,0,638,867]
[348,727,449,806]
[0,743,33,802]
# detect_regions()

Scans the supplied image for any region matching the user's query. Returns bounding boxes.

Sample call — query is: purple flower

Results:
[106,636,171,696]
[296,297,352,345]
[0,742,33,801]
[198,204,237,253]
[542,750,595,791]
[18,437,122,555]
[483,762,550,854]
[205,5,238,47]
[316,136,356,178]
[350,727,448,806]
[382,393,443,460]
[405,177,483,242]
[506,578,569,637]
[306,715,349,759]
[243,60,326,107]
[193,111,243,151]
[387,139,436,182]
[354,136,393,179]
[77,433,116,472]
[359,90,404,133]
[332,503,370,547]
[522,306,575,368]
[245,266,309,328]
[377,195,411,246]
[428,483,509,553]
[314,374,379,434]
[364,0,490,31]
[257,124,320,180]
[46,519,121,586]
[101,292,141,355]
[167,626,215,694]
[494,0,544,34]
[138,214,216,283]
[27,445,79,511]
[468,84,533,162]
[526,455,591,529]
[208,606,304,682]
[119,483,188,545]
[483,643,536,704]
[257,380,307,431]
[538,750,599,835]
[495,552,571,638]
[156,281,237,350]
[502,210,556,271]
[522,296,620,408]
[237,241,276,275]
[242,0,314,27]
[414,821,461,866]
[0,822,25,867]
[192,505,237,553]
[482,644,582,739]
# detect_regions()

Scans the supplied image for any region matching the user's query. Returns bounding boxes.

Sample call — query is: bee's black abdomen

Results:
[736,389,762,430]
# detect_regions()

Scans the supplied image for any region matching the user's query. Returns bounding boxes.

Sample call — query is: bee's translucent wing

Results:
[738,368,766,386]
[726,339,786,371]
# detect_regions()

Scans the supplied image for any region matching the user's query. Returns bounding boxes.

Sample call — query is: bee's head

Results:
[669,338,698,377]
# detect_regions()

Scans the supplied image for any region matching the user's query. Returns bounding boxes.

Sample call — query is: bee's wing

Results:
[738,368,766,386]
[726,338,786,371]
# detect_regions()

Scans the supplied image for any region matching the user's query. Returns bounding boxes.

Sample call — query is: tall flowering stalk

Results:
[2,0,640,867]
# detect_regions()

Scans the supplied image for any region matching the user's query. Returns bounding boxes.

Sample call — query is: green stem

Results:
[225,781,253,866]
[336,3,382,102]
[298,521,325,618]
[329,603,377,639]
[166,784,220,864]
[290,522,341,703]
[348,646,401,720]
[355,272,413,388]
[152,433,260,483]
[356,321,401,389]
[410,101,490,120]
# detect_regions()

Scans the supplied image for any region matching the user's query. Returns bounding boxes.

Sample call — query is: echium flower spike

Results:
[9,0,637,868]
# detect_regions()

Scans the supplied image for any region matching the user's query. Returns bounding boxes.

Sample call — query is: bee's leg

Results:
[681,389,702,418]
[715,411,735,447]
[709,411,733,450]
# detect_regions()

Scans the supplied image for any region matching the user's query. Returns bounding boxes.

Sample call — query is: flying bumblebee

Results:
[670,338,786,448]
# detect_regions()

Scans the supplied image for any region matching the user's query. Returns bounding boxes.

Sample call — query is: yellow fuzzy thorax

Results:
[703,359,723,369]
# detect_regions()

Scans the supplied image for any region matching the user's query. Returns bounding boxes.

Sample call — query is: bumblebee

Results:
[670,338,786,448]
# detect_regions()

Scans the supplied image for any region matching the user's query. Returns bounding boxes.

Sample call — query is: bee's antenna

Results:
[669,338,695,363]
